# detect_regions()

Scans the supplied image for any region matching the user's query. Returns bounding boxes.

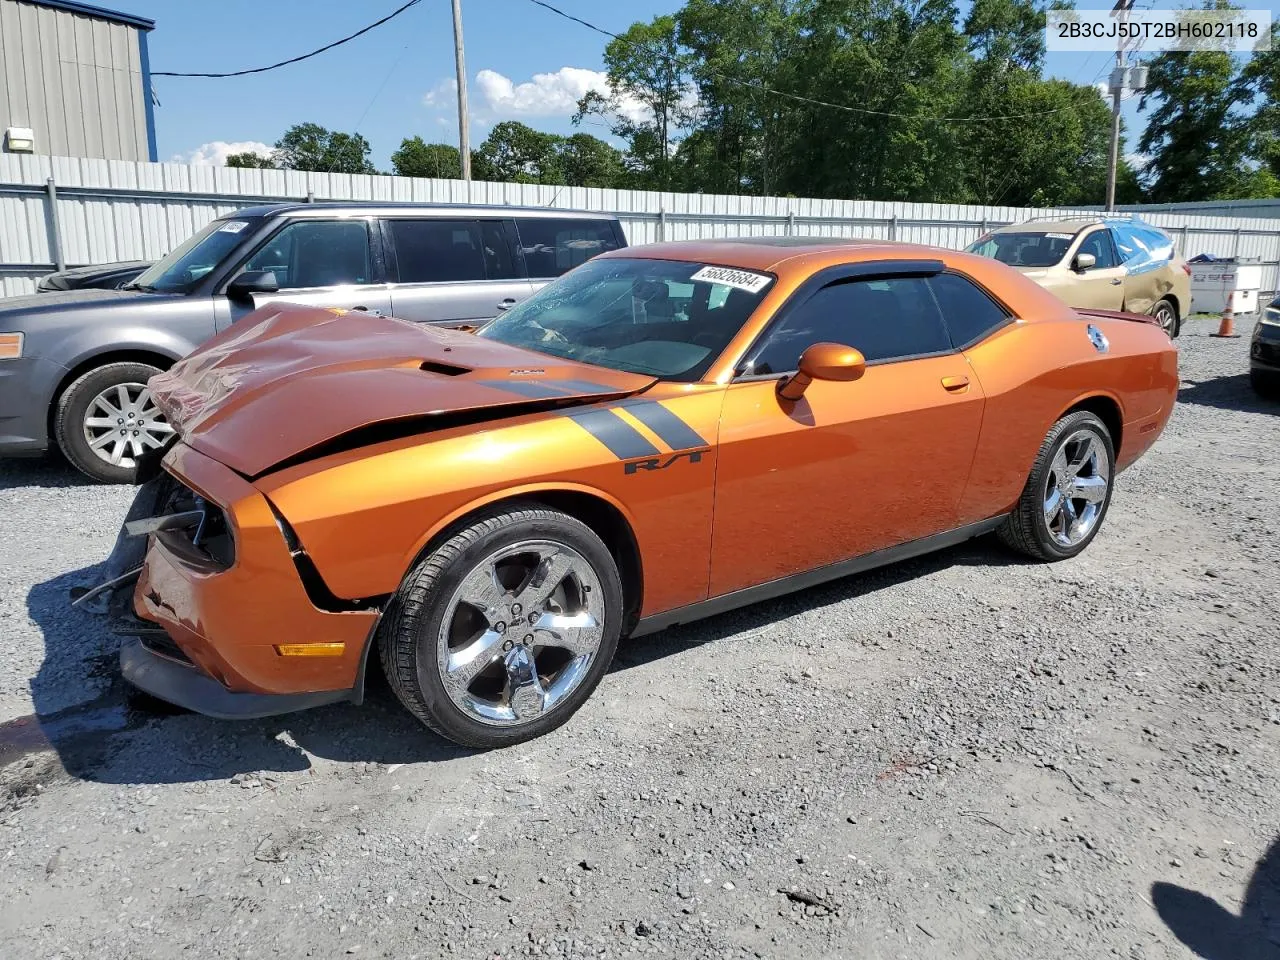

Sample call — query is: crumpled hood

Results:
[147,304,656,477]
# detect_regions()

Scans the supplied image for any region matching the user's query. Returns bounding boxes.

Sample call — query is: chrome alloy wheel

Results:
[1042,428,1111,548]
[82,382,174,468]
[436,540,605,727]
[1151,301,1176,335]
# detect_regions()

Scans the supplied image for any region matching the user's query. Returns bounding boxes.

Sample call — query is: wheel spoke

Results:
[1049,447,1069,484]
[92,394,122,417]
[84,417,116,429]
[115,384,133,412]
[503,647,546,721]
[1071,474,1108,504]
[444,628,506,693]
[533,610,601,656]
[513,549,575,611]
[89,432,117,451]
[108,437,127,464]
[457,563,506,614]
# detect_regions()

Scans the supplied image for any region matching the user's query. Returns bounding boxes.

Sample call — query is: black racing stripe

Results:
[616,399,707,451]
[473,379,575,399]
[562,408,660,460]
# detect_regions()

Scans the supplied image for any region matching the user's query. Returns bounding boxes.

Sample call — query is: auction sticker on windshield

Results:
[690,266,772,293]
[218,221,249,233]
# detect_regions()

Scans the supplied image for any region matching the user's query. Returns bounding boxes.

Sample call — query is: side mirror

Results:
[1072,252,1096,272]
[777,342,866,402]
[226,270,279,301]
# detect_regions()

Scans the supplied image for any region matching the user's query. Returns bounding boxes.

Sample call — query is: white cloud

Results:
[473,66,651,124]
[422,78,458,109]
[172,140,274,166]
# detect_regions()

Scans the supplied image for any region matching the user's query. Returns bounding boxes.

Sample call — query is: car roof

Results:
[990,215,1159,236]
[221,202,621,221]
[598,237,952,272]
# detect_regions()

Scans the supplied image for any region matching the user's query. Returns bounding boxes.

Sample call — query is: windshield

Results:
[477,257,774,380]
[130,217,262,294]
[966,231,1076,268]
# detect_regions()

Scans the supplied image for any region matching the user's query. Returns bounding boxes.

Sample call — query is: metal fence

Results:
[4,153,1280,300]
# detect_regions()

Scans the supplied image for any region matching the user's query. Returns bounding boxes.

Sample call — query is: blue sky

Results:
[124,0,1147,171]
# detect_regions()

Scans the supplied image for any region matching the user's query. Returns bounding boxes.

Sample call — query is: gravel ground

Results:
[0,314,1277,960]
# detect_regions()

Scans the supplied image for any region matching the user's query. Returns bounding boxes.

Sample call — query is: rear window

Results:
[517,218,620,277]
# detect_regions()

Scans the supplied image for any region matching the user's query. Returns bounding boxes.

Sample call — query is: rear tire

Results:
[998,411,1116,562]
[1251,369,1280,400]
[1149,298,1179,337]
[379,504,623,749]
[54,362,170,484]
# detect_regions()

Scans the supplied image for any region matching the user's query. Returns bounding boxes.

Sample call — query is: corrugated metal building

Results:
[0,0,156,162]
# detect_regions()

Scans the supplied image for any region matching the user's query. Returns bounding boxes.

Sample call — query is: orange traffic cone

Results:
[1210,296,1240,338]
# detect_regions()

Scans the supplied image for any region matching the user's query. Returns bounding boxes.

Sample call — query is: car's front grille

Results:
[153,474,235,570]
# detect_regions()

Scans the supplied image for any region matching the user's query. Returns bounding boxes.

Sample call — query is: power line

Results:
[153,0,423,78]
[524,0,1081,123]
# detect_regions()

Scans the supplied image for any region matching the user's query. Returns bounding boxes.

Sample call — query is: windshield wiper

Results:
[122,282,158,293]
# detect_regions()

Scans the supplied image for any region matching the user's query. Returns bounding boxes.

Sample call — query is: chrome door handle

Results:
[351,305,369,311]
[941,375,970,392]
[497,298,517,311]
[1110,279,1122,285]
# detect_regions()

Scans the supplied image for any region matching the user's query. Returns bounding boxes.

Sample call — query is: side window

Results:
[1076,229,1118,269]
[927,273,1010,348]
[746,276,950,375]
[388,219,516,283]
[517,218,620,277]
[243,220,373,288]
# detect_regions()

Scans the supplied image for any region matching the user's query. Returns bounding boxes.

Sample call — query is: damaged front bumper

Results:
[83,444,382,719]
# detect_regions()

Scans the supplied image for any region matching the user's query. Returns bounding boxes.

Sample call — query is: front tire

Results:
[1149,298,1179,337]
[998,411,1116,562]
[54,362,174,484]
[379,504,623,749]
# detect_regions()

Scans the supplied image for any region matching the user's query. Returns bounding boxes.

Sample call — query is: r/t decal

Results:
[624,449,709,475]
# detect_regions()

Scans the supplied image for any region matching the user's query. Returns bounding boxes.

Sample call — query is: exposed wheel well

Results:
[1066,395,1123,454]
[1162,294,1180,319]
[48,350,176,433]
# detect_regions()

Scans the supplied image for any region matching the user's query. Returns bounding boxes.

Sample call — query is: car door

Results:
[384,218,532,326]
[1115,223,1176,315]
[218,218,393,329]
[1063,227,1125,310]
[708,267,987,598]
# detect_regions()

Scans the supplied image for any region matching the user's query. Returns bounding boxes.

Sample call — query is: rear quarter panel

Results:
[958,315,1177,523]
[255,384,725,617]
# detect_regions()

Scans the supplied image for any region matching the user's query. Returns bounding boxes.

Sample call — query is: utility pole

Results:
[451,0,472,182]
[1105,0,1136,211]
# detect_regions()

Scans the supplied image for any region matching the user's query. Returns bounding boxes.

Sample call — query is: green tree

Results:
[556,133,625,187]
[225,151,276,168]
[478,121,566,184]
[273,122,376,174]
[1233,22,1280,196]
[575,15,692,189]
[391,137,464,179]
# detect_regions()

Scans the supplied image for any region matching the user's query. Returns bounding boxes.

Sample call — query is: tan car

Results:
[966,217,1191,336]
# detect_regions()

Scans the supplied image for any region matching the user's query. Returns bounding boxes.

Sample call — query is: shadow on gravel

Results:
[17,563,471,787]
[0,454,98,491]
[1152,836,1280,959]
[612,534,1023,673]
[1178,374,1279,415]
[17,533,1020,786]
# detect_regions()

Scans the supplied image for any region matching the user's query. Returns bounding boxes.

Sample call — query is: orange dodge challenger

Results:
[93,239,1178,748]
